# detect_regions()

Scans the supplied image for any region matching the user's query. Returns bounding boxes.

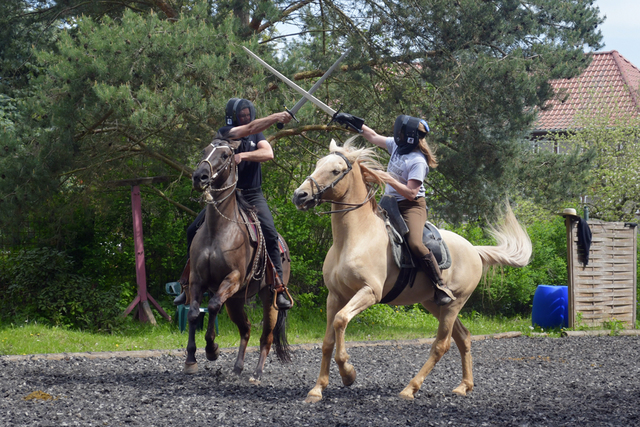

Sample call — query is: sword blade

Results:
[242,46,336,117]
[288,47,351,115]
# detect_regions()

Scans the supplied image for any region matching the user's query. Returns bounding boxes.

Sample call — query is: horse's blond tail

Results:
[474,204,532,268]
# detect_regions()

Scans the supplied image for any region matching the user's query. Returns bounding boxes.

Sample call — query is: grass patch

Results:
[0,303,544,356]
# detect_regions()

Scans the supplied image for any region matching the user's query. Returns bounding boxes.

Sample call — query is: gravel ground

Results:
[1,334,639,427]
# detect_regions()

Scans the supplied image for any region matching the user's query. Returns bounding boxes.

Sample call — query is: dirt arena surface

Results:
[1,334,639,426]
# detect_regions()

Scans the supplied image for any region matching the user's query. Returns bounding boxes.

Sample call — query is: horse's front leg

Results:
[306,292,343,403]
[333,286,377,387]
[399,305,457,400]
[224,296,251,376]
[205,270,242,362]
[184,290,205,374]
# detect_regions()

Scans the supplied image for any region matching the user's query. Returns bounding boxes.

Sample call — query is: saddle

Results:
[378,195,451,304]
[238,202,290,286]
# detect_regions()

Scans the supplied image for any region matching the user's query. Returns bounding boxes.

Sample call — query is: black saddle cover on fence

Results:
[378,195,451,304]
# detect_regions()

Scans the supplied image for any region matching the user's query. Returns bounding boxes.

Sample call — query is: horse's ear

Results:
[228,139,242,150]
[329,139,339,152]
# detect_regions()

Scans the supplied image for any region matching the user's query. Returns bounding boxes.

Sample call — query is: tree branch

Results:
[144,184,198,217]
[257,0,316,33]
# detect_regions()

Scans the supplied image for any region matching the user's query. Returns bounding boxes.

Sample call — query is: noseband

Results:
[196,142,238,206]
[305,151,378,215]
[306,151,353,203]
[197,142,235,184]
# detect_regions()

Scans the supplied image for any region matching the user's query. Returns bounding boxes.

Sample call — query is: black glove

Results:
[332,112,364,132]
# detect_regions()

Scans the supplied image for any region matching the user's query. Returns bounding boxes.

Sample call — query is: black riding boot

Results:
[173,259,190,306]
[274,273,293,310]
[419,252,456,306]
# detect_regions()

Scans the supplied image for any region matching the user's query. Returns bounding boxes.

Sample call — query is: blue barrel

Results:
[531,285,569,329]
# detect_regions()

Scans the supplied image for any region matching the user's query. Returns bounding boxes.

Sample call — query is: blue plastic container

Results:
[531,285,569,329]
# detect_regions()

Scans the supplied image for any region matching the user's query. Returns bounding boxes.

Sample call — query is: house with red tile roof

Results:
[533,50,640,142]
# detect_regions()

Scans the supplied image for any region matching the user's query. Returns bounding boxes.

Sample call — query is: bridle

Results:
[195,142,242,217]
[305,151,379,215]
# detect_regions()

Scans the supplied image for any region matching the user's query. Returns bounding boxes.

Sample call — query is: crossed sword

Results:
[242,46,363,133]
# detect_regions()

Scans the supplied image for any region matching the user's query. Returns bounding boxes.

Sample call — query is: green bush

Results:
[451,216,568,316]
[0,248,124,331]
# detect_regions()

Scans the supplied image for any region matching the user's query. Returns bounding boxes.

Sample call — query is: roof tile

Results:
[533,51,640,133]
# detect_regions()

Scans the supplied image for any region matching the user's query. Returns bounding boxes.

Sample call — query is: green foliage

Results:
[0,0,612,328]
[552,109,640,222]
[0,248,124,331]
[603,318,626,335]
[450,215,568,316]
[355,304,433,328]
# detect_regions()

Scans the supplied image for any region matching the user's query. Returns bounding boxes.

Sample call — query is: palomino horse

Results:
[291,138,532,402]
[186,135,291,380]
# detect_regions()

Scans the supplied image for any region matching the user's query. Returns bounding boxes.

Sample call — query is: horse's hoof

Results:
[249,376,261,385]
[399,386,416,400]
[205,346,220,361]
[452,385,469,396]
[341,369,356,387]
[399,391,415,401]
[184,362,198,374]
[305,394,322,404]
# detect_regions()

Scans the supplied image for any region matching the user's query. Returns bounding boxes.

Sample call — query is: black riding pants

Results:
[241,189,283,281]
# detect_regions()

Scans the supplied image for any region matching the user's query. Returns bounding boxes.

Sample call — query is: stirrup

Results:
[271,275,294,310]
[275,291,293,310]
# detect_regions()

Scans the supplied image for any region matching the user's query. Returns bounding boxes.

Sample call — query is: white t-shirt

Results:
[384,137,428,202]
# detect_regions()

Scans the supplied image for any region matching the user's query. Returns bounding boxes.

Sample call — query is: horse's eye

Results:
[332,169,341,176]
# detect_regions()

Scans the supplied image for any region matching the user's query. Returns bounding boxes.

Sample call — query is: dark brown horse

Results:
[186,135,291,381]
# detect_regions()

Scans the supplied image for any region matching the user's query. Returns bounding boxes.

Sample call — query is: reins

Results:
[305,151,380,215]
[196,142,259,226]
[195,141,265,284]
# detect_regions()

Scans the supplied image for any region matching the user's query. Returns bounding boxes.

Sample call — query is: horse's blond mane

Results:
[329,137,386,187]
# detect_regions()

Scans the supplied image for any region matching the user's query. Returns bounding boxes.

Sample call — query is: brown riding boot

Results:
[419,252,456,306]
[173,259,191,306]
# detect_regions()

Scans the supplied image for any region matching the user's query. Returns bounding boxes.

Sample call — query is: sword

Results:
[276,47,352,129]
[243,47,363,132]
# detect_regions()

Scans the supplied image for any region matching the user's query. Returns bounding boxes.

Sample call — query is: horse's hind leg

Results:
[224,297,251,375]
[451,317,474,396]
[399,307,456,400]
[250,287,278,384]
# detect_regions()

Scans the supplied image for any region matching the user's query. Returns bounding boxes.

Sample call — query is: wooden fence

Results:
[563,216,637,328]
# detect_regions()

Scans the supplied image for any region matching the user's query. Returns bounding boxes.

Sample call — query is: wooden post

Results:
[562,214,577,329]
[119,179,173,324]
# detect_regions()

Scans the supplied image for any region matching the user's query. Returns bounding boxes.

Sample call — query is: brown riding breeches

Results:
[398,197,430,258]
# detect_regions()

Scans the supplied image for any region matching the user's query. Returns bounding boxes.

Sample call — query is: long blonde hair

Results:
[417,122,438,169]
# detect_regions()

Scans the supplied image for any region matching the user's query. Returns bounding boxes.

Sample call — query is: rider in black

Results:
[174,99,293,310]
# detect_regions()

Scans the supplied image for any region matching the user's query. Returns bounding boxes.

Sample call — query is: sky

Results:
[593,0,640,66]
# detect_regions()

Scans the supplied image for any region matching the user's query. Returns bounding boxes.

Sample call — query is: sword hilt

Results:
[277,106,299,129]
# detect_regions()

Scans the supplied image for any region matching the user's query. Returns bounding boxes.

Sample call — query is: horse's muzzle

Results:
[192,169,210,192]
[291,189,316,211]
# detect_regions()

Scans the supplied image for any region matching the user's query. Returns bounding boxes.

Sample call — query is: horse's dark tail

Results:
[273,309,292,363]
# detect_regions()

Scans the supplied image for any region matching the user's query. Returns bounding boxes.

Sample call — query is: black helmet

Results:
[225,98,256,126]
[393,115,430,155]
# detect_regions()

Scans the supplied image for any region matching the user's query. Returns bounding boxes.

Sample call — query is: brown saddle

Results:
[238,205,289,287]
